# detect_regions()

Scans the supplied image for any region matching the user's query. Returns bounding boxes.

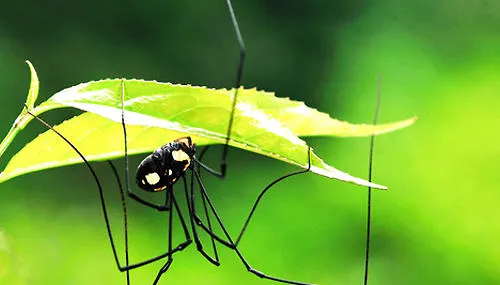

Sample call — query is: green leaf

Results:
[235,88,417,137]
[1,79,416,189]
[36,79,416,138]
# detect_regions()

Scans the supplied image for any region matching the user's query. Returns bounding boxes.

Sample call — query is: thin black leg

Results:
[192,147,313,249]
[127,191,170,211]
[119,80,170,212]
[191,167,235,248]
[363,76,382,285]
[153,258,172,285]
[235,147,312,245]
[197,0,246,179]
[232,247,313,285]
[152,187,174,285]
[120,187,192,272]
[193,162,314,285]
[195,143,224,262]
[189,5,312,283]
[200,175,220,261]
[25,110,125,267]
[120,79,196,274]
[198,146,211,163]
[25,111,192,272]
[184,174,220,266]
[107,160,130,285]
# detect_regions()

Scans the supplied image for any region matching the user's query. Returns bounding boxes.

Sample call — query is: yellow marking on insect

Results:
[145,172,160,185]
[172,150,191,165]
[175,137,191,146]
[154,185,167,192]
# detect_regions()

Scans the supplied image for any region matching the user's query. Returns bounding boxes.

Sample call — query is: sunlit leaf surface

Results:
[1,79,416,188]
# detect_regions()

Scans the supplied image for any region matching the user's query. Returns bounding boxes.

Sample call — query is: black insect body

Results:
[136,137,195,192]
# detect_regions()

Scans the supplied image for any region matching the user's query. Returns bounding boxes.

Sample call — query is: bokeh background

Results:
[0,0,499,284]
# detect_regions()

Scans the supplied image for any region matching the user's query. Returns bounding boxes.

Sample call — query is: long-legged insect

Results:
[24,1,380,284]
[25,1,323,284]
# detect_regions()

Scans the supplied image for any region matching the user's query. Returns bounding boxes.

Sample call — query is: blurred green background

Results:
[0,0,499,284]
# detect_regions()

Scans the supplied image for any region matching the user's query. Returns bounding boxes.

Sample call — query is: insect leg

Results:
[152,186,174,285]
[24,111,191,272]
[196,0,246,179]
[117,80,171,211]
[363,76,382,285]
[193,160,314,285]
[199,172,220,261]
[123,186,192,273]
[235,147,312,246]
[118,184,191,273]
[183,174,221,265]
[190,167,235,248]
[106,160,130,284]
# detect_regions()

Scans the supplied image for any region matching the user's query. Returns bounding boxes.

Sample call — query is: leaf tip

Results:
[364,180,387,190]
[25,60,40,110]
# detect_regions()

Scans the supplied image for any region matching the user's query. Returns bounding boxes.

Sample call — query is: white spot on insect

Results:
[145,172,160,185]
[168,169,173,176]
[172,150,190,163]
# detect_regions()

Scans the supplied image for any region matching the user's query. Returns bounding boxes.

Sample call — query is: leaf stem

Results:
[0,113,26,159]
